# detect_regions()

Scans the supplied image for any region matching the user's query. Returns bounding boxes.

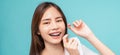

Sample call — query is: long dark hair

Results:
[30,2,67,55]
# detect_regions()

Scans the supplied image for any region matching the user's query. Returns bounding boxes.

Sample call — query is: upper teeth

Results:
[49,33,60,36]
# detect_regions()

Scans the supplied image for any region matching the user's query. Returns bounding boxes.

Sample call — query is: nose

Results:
[50,21,59,30]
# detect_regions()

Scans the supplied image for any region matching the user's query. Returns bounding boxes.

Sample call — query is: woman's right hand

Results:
[63,34,80,55]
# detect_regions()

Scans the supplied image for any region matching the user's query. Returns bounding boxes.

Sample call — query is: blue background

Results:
[0,0,120,55]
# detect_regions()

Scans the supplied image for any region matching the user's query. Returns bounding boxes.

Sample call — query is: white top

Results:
[64,37,98,55]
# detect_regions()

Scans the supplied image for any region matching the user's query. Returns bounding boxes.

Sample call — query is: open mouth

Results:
[49,32,61,37]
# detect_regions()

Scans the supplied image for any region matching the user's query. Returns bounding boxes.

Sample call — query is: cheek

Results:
[62,25,65,31]
[39,26,49,36]
[59,22,66,32]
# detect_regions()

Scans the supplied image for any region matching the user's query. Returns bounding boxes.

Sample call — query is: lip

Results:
[49,31,61,39]
[49,32,60,34]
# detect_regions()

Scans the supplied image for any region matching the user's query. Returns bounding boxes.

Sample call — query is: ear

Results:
[37,31,40,35]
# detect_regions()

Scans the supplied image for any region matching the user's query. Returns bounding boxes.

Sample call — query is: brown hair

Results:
[30,2,67,55]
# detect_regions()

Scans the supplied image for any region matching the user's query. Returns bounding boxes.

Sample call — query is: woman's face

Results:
[38,7,65,44]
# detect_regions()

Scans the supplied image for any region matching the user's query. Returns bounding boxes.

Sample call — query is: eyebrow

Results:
[42,18,51,21]
[42,16,63,21]
[56,17,63,19]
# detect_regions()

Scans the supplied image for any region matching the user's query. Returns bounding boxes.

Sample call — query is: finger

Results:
[79,19,82,25]
[77,20,84,28]
[79,19,86,26]
[63,34,69,44]
[76,20,80,26]
[68,38,74,45]
[71,38,77,45]
[67,24,71,29]
[79,19,82,23]
[67,24,75,32]
[73,22,79,27]
[72,40,78,47]
[79,20,82,24]
[69,38,78,49]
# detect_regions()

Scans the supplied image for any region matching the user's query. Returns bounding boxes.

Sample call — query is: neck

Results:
[41,42,64,55]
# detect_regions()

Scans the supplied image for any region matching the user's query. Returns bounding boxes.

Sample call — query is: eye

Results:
[43,22,50,25]
[56,19,63,22]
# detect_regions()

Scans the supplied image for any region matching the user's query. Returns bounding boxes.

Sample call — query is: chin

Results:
[51,39,62,44]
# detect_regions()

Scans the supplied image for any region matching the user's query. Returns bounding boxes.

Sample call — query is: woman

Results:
[30,2,115,55]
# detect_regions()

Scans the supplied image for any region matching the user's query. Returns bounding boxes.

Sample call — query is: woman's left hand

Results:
[68,20,94,39]
[68,20,115,55]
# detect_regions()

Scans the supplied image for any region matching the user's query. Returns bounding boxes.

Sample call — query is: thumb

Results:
[63,34,68,44]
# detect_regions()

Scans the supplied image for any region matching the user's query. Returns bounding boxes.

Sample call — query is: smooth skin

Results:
[63,20,115,55]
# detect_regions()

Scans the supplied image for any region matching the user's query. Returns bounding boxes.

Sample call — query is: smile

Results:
[49,32,61,37]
